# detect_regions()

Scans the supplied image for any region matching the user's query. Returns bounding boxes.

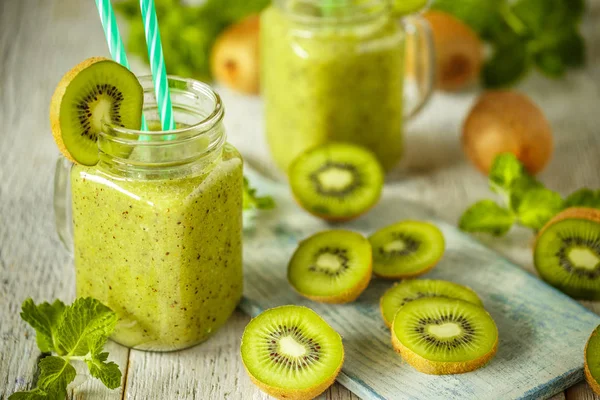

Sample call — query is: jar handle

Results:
[53,156,74,254]
[402,14,435,120]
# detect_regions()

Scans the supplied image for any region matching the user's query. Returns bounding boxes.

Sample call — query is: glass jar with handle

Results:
[261,0,435,172]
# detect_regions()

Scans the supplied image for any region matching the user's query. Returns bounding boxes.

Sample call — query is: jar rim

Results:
[101,75,224,145]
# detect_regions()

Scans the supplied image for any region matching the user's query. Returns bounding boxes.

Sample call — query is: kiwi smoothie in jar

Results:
[53,68,243,351]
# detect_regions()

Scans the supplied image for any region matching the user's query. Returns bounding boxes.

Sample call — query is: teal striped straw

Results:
[139,0,176,133]
[94,0,148,131]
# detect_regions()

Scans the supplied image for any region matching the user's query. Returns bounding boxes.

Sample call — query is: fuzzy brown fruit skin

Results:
[391,314,498,375]
[462,91,553,175]
[585,326,600,395]
[424,11,483,92]
[49,56,109,165]
[211,15,260,95]
[292,262,373,304]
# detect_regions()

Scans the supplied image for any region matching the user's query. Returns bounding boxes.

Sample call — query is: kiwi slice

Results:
[391,297,498,375]
[240,305,344,400]
[585,325,600,395]
[380,279,483,327]
[369,220,445,279]
[534,207,600,300]
[288,142,384,221]
[288,230,372,304]
[50,57,143,165]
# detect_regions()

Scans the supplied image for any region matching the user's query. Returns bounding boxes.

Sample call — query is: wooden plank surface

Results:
[1,0,599,399]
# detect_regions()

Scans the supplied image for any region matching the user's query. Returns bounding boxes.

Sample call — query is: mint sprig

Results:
[10,298,121,399]
[459,153,600,236]
[243,177,276,211]
[432,0,586,87]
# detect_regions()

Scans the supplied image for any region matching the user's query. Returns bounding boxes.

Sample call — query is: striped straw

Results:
[94,0,148,131]
[139,0,176,132]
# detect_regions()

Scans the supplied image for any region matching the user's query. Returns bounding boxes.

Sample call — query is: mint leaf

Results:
[517,188,564,230]
[86,351,122,389]
[512,0,584,36]
[459,200,516,236]
[37,356,76,399]
[8,388,48,400]
[430,0,500,36]
[57,298,118,357]
[565,189,600,208]
[508,175,543,211]
[483,27,530,88]
[243,177,275,211]
[20,299,66,353]
[489,153,525,195]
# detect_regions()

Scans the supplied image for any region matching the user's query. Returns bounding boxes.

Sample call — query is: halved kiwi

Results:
[534,208,600,300]
[240,305,344,400]
[585,325,600,395]
[380,279,483,327]
[288,230,372,304]
[288,142,384,221]
[369,220,445,279]
[391,297,498,375]
[50,57,143,165]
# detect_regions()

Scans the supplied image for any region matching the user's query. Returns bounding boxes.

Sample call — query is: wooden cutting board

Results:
[240,168,600,400]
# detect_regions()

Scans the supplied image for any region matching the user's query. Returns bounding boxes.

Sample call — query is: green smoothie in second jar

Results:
[261,1,405,172]
[71,144,243,351]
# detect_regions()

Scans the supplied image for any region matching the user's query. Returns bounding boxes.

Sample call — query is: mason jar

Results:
[54,77,244,351]
[261,0,434,172]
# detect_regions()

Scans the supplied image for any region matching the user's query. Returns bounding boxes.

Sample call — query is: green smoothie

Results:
[71,144,243,351]
[261,3,405,172]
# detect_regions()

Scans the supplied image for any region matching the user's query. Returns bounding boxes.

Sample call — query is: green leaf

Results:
[532,29,585,77]
[36,356,76,399]
[86,351,122,389]
[489,153,525,195]
[8,388,48,400]
[517,188,565,230]
[430,0,500,36]
[243,177,276,211]
[512,0,585,36]
[483,30,530,88]
[20,299,66,353]
[57,298,118,357]
[508,175,543,212]
[459,200,516,236]
[564,189,600,208]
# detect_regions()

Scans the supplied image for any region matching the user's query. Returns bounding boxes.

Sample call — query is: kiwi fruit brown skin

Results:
[50,56,109,165]
[585,326,600,395]
[211,15,260,95]
[391,330,498,375]
[424,11,483,92]
[462,91,553,175]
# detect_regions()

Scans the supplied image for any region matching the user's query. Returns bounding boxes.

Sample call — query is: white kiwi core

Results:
[384,240,407,253]
[317,167,354,192]
[569,247,600,270]
[279,336,307,358]
[428,322,462,338]
[315,253,343,273]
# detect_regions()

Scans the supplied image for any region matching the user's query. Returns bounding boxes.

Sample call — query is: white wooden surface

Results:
[0,0,599,399]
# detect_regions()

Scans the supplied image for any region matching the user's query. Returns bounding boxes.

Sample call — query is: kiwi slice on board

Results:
[585,325,600,395]
[288,230,372,304]
[50,57,143,165]
[369,220,445,279]
[240,305,344,400]
[534,207,600,300]
[391,297,498,375]
[380,279,483,327]
[288,142,384,221]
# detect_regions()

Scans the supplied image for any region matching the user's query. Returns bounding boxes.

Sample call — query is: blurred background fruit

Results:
[211,15,260,95]
[462,91,553,175]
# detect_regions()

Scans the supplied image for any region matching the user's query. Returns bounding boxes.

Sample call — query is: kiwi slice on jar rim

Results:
[380,279,483,327]
[369,220,445,279]
[391,297,498,375]
[585,325,600,395]
[288,230,372,304]
[288,142,384,222]
[240,305,344,400]
[50,57,143,166]
[534,208,600,300]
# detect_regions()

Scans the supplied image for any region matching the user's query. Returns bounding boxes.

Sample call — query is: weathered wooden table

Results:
[1,0,599,399]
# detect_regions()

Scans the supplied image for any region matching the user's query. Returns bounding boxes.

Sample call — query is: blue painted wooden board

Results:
[240,169,600,400]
